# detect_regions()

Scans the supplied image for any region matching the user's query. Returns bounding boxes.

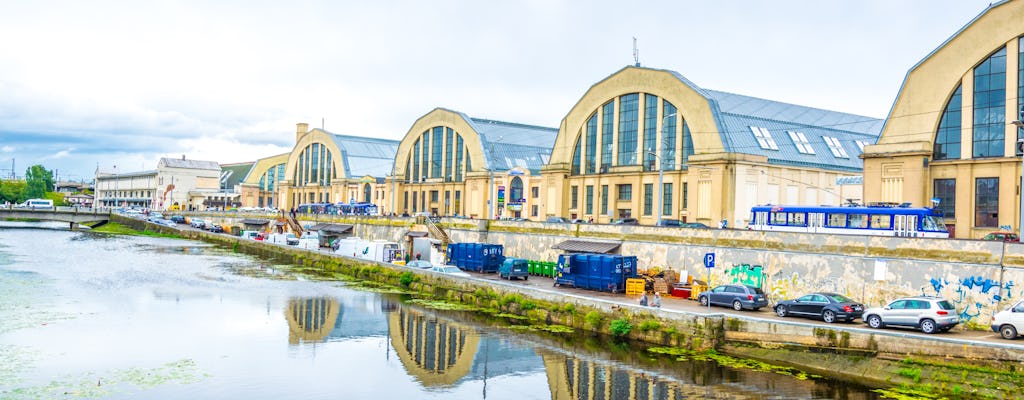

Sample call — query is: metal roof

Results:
[309,223,353,234]
[325,133,400,178]
[465,117,557,174]
[159,157,220,171]
[552,239,621,254]
[240,218,270,225]
[221,163,254,189]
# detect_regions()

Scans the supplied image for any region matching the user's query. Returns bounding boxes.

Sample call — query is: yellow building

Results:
[239,123,399,212]
[862,0,1024,239]
[390,108,557,219]
[545,66,882,226]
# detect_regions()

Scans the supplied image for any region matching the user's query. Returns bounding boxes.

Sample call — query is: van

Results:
[499,258,530,280]
[20,199,54,210]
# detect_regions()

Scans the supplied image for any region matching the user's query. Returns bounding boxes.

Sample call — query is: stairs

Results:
[417,215,452,249]
[282,215,304,236]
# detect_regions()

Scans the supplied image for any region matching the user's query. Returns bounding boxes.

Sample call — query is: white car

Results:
[991,299,1024,339]
[406,260,433,269]
[430,265,471,277]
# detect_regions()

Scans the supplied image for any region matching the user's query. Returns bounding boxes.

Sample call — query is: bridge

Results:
[0,206,111,229]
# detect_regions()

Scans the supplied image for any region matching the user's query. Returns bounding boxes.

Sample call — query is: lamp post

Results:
[487,136,503,220]
[1013,112,1024,237]
[651,112,677,226]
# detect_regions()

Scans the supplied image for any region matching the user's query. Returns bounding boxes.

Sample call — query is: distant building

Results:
[94,156,221,211]
[54,181,86,194]
[65,193,93,207]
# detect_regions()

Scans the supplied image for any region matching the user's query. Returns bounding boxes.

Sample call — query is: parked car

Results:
[207,224,225,233]
[146,212,164,222]
[156,219,177,227]
[610,217,639,225]
[982,231,1020,242]
[697,284,768,311]
[430,265,471,278]
[862,296,959,334]
[569,219,588,224]
[190,219,207,229]
[655,219,683,227]
[682,222,711,229]
[499,258,529,280]
[774,292,865,323]
[991,298,1024,339]
[169,215,186,224]
[406,260,433,269]
[545,216,569,223]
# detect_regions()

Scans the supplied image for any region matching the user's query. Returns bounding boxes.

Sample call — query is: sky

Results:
[0,0,1000,182]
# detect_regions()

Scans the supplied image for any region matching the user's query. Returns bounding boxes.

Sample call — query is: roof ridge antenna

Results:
[632,37,640,67]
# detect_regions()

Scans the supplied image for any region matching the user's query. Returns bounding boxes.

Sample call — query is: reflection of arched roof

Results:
[875,0,1023,147]
[285,297,343,344]
[387,308,479,387]
[550,66,881,172]
[394,108,557,176]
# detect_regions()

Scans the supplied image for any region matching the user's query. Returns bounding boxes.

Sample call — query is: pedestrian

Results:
[719,219,728,229]
[652,292,662,308]
[639,292,648,307]
[415,252,422,260]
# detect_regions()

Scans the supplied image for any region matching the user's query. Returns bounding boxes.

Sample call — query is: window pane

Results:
[975,177,999,227]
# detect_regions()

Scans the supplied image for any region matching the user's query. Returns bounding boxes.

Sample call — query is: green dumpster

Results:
[528,260,538,276]
[542,261,555,277]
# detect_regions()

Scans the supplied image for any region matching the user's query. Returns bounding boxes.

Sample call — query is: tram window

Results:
[788,212,807,226]
[869,215,891,230]
[826,214,846,228]
[848,214,868,229]
[770,212,787,225]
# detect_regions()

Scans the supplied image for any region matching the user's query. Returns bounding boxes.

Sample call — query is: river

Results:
[0,224,880,399]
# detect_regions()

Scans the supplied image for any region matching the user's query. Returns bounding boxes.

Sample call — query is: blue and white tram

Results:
[748,205,949,238]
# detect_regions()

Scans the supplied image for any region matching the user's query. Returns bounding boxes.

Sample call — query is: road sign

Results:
[703,253,715,268]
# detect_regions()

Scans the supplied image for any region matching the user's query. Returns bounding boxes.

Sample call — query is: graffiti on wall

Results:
[923,276,1016,323]
[727,264,765,288]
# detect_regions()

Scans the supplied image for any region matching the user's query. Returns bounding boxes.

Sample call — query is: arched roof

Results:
[284,128,400,182]
[877,0,1024,147]
[550,66,881,172]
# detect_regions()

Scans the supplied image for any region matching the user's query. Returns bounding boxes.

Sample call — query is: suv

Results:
[698,284,769,311]
[611,217,639,225]
[862,296,959,334]
[655,219,683,227]
[991,298,1024,339]
[190,219,207,229]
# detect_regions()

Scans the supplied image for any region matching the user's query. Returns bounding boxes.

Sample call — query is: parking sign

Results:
[704,253,715,268]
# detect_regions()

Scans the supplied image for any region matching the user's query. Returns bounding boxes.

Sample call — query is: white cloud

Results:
[1,146,12,153]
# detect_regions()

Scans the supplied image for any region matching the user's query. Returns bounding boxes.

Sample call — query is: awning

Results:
[552,239,621,254]
[310,223,353,234]
[240,219,269,225]
[406,231,429,237]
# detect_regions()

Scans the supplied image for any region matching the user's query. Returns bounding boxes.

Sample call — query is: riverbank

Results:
[114,215,1024,398]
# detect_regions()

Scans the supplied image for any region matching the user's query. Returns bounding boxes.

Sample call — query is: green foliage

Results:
[499,293,524,307]
[520,300,537,311]
[584,311,603,329]
[0,179,26,204]
[24,164,53,199]
[399,271,415,288]
[638,320,661,332]
[609,318,633,337]
[896,367,922,383]
[561,303,576,314]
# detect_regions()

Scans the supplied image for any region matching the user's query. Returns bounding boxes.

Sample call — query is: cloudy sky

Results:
[0,0,997,182]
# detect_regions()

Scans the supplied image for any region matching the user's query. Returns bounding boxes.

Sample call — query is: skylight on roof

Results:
[787,131,815,155]
[748,126,778,150]
[855,140,868,151]
[823,136,850,158]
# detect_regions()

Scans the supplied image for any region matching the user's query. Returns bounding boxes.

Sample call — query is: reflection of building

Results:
[863,0,1024,238]
[94,156,221,211]
[388,307,480,386]
[285,297,342,344]
[544,355,695,400]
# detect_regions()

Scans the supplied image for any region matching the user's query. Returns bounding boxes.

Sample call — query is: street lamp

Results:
[1013,113,1024,237]
[487,136,503,220]
[651,112,677,226]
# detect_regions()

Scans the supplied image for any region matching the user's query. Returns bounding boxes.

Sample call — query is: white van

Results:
[353,240,403,263]
[20,199,54,210]
[991,299,1024,339]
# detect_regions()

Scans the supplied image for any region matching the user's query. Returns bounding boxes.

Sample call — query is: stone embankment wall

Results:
[180,213,1024,327]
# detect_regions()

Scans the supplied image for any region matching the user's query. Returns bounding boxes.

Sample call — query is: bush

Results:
[584,311,603,330]
[399,271,415,288]
[610,318,633,337]
[638,320,661,332]
[562,303,576,314]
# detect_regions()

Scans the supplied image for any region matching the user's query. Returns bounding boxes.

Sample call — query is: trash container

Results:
[540,261,552,277]
[528,260,537,276]
[690,284,707,300]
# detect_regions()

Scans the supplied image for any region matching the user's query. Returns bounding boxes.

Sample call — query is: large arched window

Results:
[510,176,524,202]
[259,163,285,191]
[934,85,962,160]
[972,47,1007,158]
[407,127,471,183]
[571,95,683,175]
[294,143,334,185]
[363,183,372,203]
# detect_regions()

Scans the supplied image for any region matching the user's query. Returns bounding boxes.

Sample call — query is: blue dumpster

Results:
[554,253,637,293]
[446,243,505,273]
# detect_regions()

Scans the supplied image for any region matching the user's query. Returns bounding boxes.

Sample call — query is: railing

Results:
[417,215,452,249]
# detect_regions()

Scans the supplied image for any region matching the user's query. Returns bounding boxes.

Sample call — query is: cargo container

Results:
[554,253,637,293]
[446,243,505,273]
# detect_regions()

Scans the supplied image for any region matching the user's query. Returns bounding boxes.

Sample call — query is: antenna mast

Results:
[632,37,640,67]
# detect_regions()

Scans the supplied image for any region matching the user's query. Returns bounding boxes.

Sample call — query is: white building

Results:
[95,156,221,211]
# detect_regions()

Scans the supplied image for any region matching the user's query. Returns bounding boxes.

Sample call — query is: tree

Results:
[24,164,54,199]
[0,179,26,204]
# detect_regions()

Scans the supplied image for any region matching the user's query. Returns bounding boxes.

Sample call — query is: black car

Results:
[207,224,225,233]
[655,219,683,227]
[774,292,865,323]
[610,217,639,225]
[169,215,186,224]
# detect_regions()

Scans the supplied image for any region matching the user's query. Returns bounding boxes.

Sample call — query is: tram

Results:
[748,204,949,238]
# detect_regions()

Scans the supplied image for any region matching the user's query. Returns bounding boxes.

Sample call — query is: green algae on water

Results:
[648,347,819,380]
[0,358,208,400]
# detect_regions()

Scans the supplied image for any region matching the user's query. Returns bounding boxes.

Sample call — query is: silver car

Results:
[862,296,959,334]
